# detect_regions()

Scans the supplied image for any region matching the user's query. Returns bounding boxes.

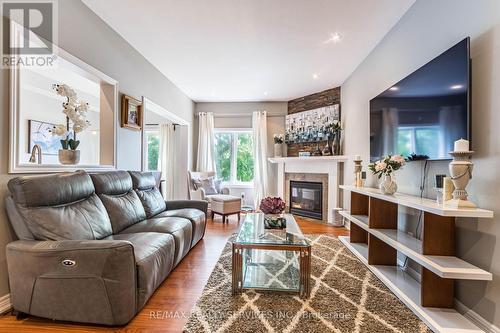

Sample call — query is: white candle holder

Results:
[447,150,475,208]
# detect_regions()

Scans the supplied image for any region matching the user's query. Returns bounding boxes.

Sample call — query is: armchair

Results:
[187,171,229,201]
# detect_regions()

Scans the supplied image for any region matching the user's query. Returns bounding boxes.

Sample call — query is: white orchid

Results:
[52,83,91,150]
[52,124,68,136]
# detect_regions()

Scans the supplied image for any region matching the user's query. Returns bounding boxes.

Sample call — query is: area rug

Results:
[183,234,431,333]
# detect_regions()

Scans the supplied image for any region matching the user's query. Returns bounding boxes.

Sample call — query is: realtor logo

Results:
[1,0,57,67]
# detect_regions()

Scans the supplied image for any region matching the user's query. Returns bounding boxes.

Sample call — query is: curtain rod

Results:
[196,112,285,118]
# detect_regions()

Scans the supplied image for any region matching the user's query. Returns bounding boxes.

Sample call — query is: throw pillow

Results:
[194,176,218,195]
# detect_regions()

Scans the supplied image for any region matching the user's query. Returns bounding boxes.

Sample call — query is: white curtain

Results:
[196,112,216,172]
[158,123,175,200]
[252,111,269,208]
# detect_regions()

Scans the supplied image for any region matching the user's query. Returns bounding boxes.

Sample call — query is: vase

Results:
[332,132,341,155]
[322,140,332,155]
[58,149,80,165]
[274,143,283,157]
[379,174,397,195]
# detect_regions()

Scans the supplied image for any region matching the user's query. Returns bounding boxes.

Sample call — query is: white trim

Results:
[8,22,118,174]
[455,300,500,333]
[144,97,189,126]
[0,294,11,314]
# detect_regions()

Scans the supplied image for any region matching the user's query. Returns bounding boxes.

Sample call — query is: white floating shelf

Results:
[340,185,494,218]
[339,211,492,281]
[339,236,483,333]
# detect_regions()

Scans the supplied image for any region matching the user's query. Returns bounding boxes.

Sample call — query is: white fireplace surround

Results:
[268,156,348,224]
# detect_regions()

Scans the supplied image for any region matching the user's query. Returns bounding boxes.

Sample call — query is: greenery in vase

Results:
[273,134,284,144]
[51,84,91,150]
[368,154,405,179]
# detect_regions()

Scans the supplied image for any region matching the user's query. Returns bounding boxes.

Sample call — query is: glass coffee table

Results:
[232,213,311,298]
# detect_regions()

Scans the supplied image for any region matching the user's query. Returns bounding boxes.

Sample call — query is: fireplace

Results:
[289,181,323,220]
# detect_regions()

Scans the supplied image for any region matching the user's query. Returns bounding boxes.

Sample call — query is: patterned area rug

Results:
[183,234,431,333]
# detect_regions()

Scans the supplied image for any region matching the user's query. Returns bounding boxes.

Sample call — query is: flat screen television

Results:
[370,37,470,161]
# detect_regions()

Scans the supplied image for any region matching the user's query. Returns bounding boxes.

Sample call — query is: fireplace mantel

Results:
[268,156,348,163]
[268,155,348,224]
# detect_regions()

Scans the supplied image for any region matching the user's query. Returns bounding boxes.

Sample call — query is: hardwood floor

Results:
[0,215,348,333]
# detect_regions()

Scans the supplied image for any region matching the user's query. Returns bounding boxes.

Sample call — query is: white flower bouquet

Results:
[51,84,91,150]
[368,154,406,179]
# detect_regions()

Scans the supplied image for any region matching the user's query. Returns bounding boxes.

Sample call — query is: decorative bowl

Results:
[264,215,287,229]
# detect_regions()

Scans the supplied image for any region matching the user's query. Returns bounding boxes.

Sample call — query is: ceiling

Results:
[83,0,415,102]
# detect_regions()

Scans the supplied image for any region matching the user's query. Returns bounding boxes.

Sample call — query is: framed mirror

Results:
[9,23,118,173]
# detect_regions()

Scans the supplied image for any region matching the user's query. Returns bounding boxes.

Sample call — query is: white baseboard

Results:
[455,300,500,333]
[0,294,11,314]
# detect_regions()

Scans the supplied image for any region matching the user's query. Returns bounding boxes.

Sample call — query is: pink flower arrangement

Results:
[259,196,286,214]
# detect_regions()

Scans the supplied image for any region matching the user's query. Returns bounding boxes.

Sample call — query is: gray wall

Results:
[194,102,287,203]
[0,0,194,298]
[342,0,500,326]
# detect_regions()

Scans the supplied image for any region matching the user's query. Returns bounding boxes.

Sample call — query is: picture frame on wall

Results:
[121,94,142,131]
[28,119,66,155]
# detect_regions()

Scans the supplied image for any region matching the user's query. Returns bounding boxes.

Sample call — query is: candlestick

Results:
[454,138,470,152]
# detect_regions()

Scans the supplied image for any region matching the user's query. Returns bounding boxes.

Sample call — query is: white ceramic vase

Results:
[274,143,283,157]
[379,174,397,195]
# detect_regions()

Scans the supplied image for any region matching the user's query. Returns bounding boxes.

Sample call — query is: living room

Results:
[0,0,499,332]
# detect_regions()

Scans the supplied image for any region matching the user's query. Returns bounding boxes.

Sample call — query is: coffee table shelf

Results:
[232,213,311,298]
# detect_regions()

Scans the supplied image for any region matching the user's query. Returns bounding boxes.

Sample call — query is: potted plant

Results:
[51,84,90,165]
[368,154,405,194]
[273,134,284,157]
[259,196,287,229]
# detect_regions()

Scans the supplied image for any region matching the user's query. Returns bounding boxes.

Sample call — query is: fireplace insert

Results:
[289,181,322,220]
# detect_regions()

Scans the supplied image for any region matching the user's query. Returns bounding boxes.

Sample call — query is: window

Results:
[397,126,440,158]
[214,129,254,185]
[145,129,159,171]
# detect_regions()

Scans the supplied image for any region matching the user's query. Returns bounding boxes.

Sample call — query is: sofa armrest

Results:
[165,200,208,216]
[6,240,137,325]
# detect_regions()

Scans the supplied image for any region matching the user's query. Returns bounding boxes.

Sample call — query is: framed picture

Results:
[121,94,142,131]
[28,120,66,155]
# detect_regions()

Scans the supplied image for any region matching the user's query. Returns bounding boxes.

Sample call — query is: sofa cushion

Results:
[104,232,175,309]
[128,171,166,218]
[119,217,192,267]
[90,172,146,233]
[156,209,206,248]
[7,171,113,240]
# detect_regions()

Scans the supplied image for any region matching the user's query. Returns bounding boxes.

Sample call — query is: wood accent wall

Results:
[286,86,341,156]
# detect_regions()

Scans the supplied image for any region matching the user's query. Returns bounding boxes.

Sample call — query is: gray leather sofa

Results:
[4,170,207,325]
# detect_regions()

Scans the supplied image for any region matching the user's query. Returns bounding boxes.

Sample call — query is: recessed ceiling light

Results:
[450,84,463,90]
[389,86,399,91]
[263,91,268,96]
[312,73,320,79]
[323,32,342,44]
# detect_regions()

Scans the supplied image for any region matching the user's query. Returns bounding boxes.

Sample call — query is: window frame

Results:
[143,124,160,172]
[214,128,254,187]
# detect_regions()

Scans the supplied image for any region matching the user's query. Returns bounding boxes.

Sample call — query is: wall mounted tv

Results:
[370,37,470,161]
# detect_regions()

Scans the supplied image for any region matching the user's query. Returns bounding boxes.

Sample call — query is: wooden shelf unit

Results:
[340,186,494,333]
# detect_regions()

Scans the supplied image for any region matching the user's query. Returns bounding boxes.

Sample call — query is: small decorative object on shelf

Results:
[259,196,287,229]
[368,154,405,195]
[447,139,475,208]
[353,154,363,187]
[405,153,430,162]
[273,134,284,157]
[52,84,91,165]
[298,151,311,157]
